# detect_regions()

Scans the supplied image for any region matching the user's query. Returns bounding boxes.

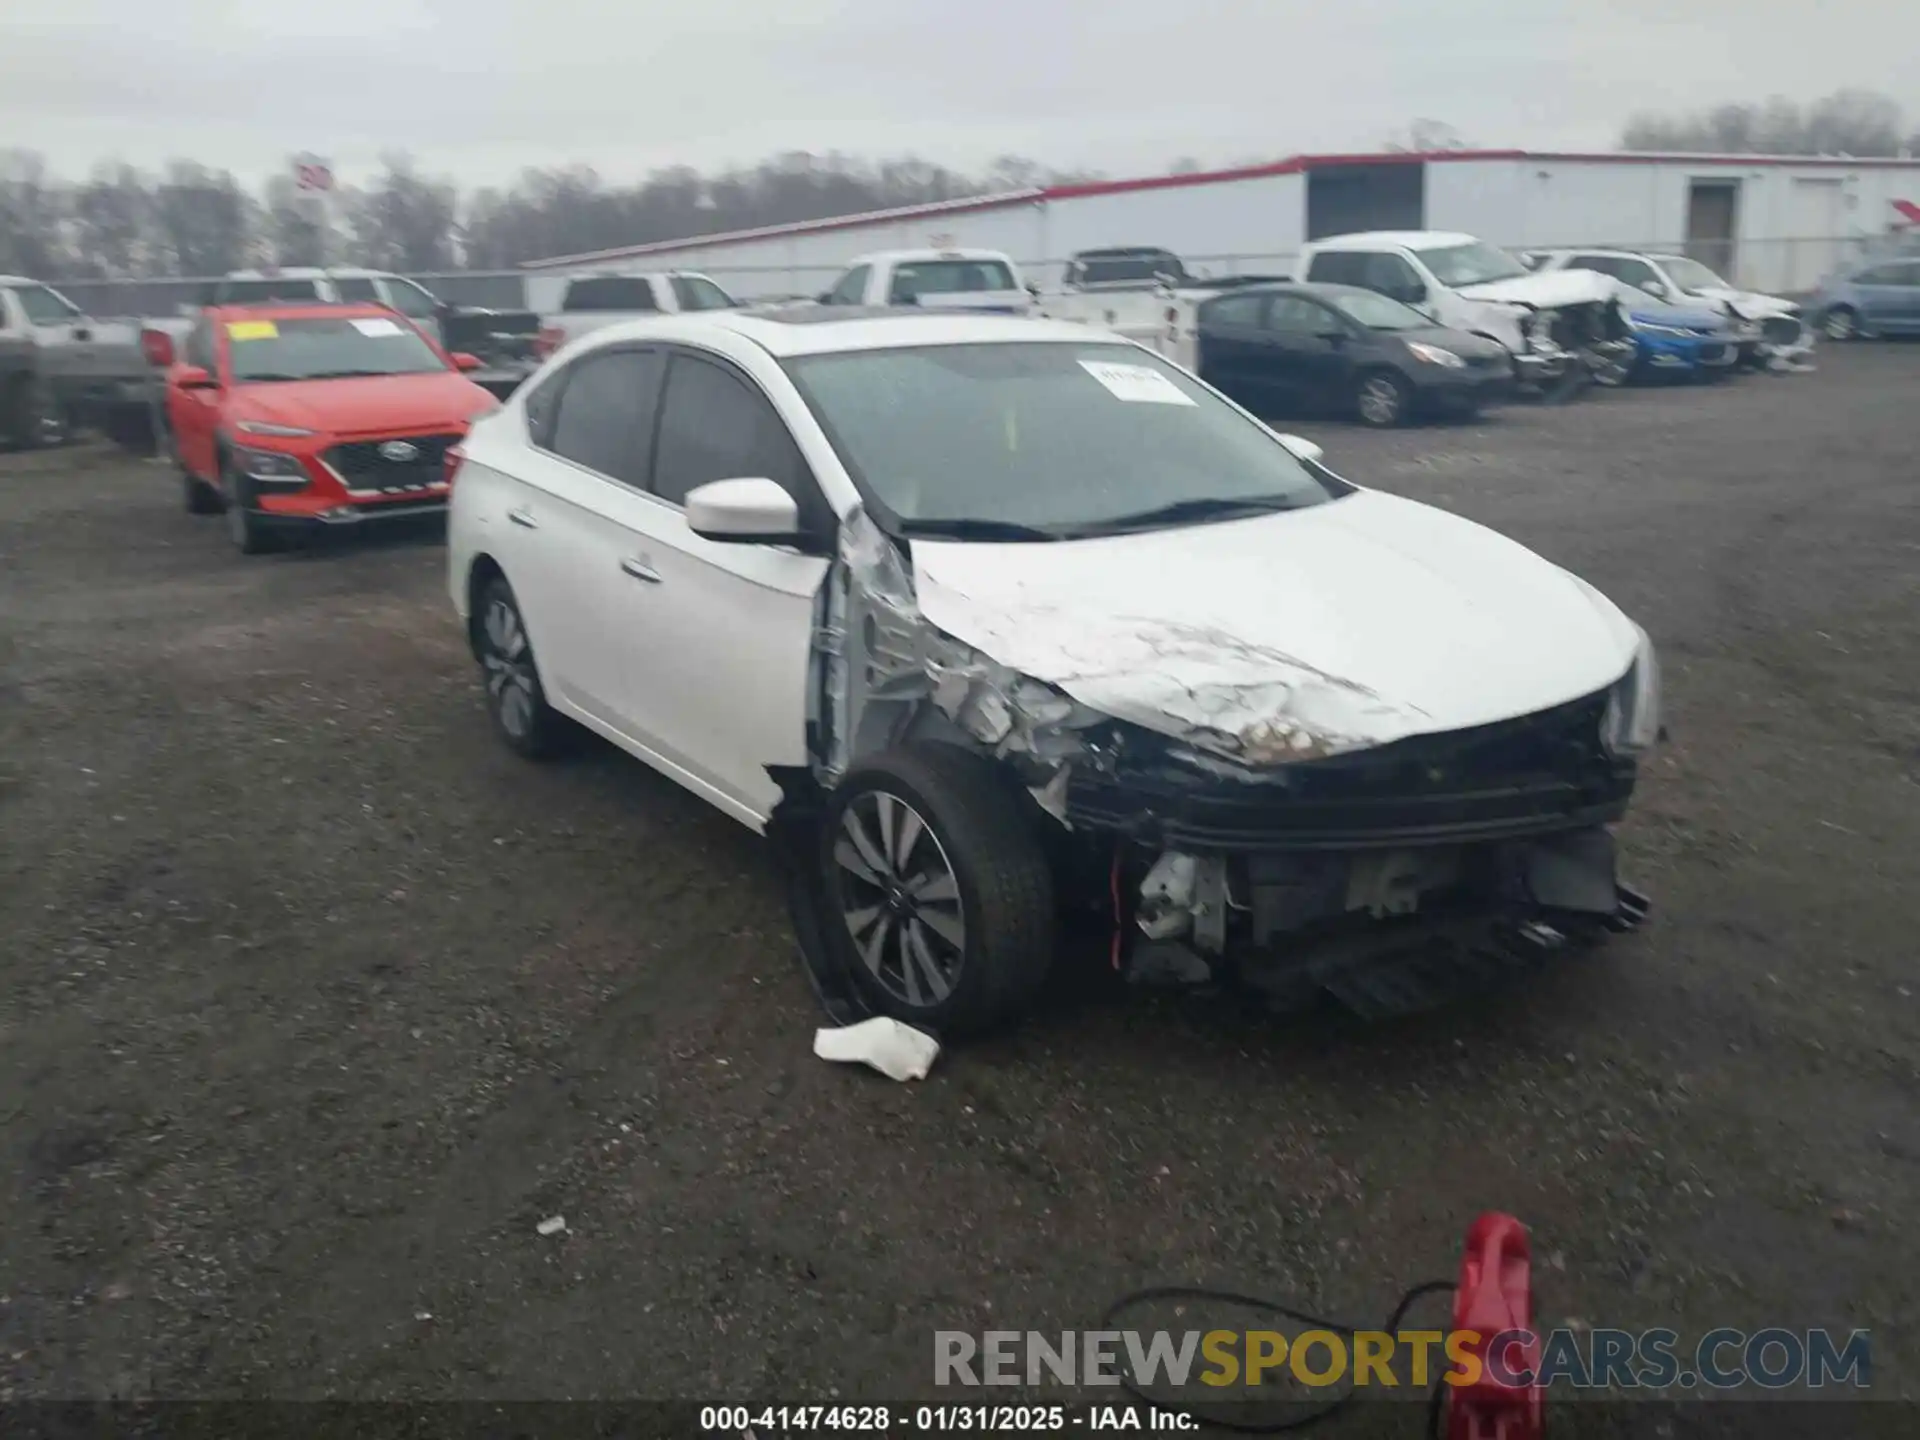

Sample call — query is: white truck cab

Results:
[205,268,444,326]
[817,249,1032,314]
[1294,231,1621,382]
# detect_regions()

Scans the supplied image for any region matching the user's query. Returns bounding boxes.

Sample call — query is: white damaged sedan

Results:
[448,308,1658,1034]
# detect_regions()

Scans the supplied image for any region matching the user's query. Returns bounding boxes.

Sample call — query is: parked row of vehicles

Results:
[1,266,537,454]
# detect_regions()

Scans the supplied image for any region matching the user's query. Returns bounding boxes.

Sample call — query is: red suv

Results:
[162,303,499,553]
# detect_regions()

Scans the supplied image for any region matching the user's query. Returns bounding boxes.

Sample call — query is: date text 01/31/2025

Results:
[699,1404,1196,1431]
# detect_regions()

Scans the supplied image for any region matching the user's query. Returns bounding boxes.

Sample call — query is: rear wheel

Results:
[818,745,1055,1037]
[1821,306,1859,342]
[1353,369,1411,427]
[474,575,567,759]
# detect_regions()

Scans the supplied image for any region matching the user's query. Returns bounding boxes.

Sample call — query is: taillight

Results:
[533,325,564,359]
[141,327,175,368]
[443,444,466,488]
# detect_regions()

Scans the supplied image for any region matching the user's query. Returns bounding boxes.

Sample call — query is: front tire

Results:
[222,463,281,554]
[1353,369,1411,427]
[474,575,566,759]
[1820,306,1859,342]
[818,745,1055,1037]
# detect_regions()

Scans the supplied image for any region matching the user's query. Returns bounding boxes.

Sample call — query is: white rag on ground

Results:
[813,1017,941,1082]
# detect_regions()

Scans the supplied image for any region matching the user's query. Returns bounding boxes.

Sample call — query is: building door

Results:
[1787,177,1847,291]
[1685,180,1741,280]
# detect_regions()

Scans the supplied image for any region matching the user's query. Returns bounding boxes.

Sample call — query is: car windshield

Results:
[1331,291,1430,330]
[1420,241,1530,288]
[1657,256,1730,291]
[225,315,447,382]
[783,341,1345,537]
[13,283,83,323]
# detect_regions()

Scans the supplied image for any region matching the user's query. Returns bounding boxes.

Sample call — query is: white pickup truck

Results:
[531,271,740,359]
[1293,231,1632,387]
[814,249,1033,314]
[1,274,162,449]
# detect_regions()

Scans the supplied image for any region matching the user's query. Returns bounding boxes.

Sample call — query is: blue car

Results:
[1606,285,1740,383]
[1808,254,1920,340]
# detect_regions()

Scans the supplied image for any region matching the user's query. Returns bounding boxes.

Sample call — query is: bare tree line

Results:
[2,90,1914,282]
[0,149,1102,281]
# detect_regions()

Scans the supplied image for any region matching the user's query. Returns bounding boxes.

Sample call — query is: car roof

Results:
[1200,281,1387,302]
[1307,231,1480,252]
[572,308,1133,359]
[206,301,406,322]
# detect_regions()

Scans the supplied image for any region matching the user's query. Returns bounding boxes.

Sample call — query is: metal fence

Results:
[41,232,1909,319]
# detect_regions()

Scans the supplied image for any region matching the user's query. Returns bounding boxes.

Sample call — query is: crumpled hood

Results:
[1456,268,1619,308]
[905,490,1640,762]
[1687,285,1798,319]
[230,370,492,436]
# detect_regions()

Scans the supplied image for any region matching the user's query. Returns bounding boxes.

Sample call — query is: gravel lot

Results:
[2,347,1917,1427]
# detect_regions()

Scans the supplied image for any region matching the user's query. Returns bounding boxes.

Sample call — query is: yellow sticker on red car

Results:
[227,320,278,341]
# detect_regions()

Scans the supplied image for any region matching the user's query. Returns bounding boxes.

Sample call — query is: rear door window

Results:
[545,347,666,487]
[1303,251,1365,287]
[333,277,381,302]
[1199,293,1266,327]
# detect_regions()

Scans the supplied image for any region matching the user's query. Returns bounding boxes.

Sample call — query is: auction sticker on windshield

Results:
[227,320,278,341]
[350,317,405,338]
[1078,359,1195,406]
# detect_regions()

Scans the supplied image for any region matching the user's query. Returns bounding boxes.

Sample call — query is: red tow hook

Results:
[1446,1212,1545,1440]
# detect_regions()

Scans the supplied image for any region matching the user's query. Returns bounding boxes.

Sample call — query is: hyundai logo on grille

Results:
[378,440,420,463]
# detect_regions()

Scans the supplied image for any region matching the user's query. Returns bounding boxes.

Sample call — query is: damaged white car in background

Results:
[1522,247,1816,371]
[448,309,1658,1037]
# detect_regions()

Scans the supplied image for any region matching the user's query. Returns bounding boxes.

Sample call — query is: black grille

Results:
[1066,686,1636,851]
[325,432,460,493]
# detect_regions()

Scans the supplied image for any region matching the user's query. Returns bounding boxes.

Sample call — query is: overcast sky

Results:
[4,0,1916,189]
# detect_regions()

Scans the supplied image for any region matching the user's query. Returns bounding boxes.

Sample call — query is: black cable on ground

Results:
[1099,1277,1458,1434]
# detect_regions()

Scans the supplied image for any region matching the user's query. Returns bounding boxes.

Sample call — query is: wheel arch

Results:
[464,551,508,661]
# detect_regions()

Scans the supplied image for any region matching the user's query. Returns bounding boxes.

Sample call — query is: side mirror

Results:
[1025,281,1042,298]
[686,477,802,545]
[814,292,833,305]
[174,365,218,390]
[1642,280,1669,299]
[451,352,483,372]
[1274,432,1324,466]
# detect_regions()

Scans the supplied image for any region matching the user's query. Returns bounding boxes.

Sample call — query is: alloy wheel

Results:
[831,791,966,1009]
[1357,376,1402,426]
[482,598,538,739]
[1821,308,1855,341]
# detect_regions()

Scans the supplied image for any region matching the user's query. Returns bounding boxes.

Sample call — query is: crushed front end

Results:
[1068,683,1652,1016]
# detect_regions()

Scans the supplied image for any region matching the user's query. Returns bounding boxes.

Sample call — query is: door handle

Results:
[620,557,662,584]
[507,507,538,529]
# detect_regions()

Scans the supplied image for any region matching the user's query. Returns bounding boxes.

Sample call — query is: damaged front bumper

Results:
[1078,685,1651,1015]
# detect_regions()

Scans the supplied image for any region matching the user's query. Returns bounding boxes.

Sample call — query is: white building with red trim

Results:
[520,149,1920,303]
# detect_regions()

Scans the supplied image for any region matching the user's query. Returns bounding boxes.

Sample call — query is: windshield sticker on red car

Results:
[226,320,278,341]
[1078,359,1196,406]
[350,318,405,338]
